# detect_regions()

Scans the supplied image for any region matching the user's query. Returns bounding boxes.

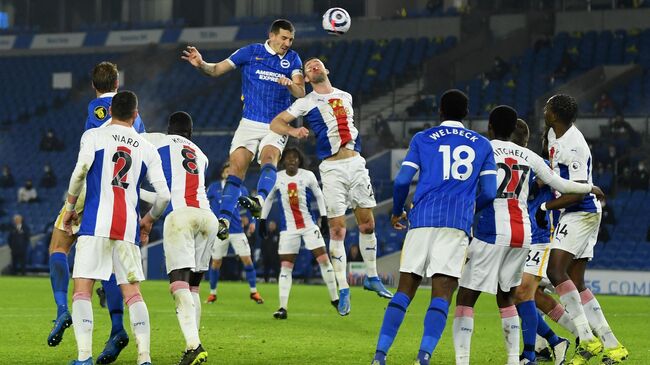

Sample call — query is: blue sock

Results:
[517,300,538,361]
[218,175,243,221]
[536,311,561,347]
[102,274,125,337]
[244,264,257,290]
[417,350,431,365]
[419,297,449,359]
[209,267,220,291]
[256,163,277,201]
[376,291,411,355]
[49,252,69,316]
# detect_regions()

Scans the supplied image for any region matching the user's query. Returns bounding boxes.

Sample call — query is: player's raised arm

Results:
[182,46,235,78]
[269,111,309,139]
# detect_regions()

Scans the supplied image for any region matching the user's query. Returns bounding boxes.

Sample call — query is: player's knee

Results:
[211,259,222,269]
[358,221,374,234]
[281,261,294,269]
[315,253,329,264]
[240,255,253,266]
[330,226,346,241]
[514,284,534,303]
[49,234,73,255]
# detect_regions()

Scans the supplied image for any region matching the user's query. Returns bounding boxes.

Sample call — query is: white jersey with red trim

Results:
[263,169,323,232]
[143,133,210,215]
[475,140,542,248]
[548,125,601,213]
[285,87,361,160]
[77,125,166,243]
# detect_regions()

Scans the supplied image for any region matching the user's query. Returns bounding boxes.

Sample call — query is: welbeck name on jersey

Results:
[493,146,529,161]
[428,128,479,142]
[112,134,140,147]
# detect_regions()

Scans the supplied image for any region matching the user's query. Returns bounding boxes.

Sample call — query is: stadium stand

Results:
[0,36,457,275]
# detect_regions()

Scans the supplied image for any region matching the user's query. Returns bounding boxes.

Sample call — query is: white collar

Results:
[440,120,465,128]
[264,40,286,59]
[99,92,116,98]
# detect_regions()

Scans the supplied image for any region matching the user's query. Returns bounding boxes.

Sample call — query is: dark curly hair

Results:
[547,94,578,125]
[281,147,305,169]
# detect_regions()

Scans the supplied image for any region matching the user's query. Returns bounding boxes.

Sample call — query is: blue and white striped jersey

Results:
[402,121,496,235]
[227,41,303,124]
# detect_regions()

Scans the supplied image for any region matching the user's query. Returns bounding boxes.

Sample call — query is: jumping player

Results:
[182,19,305,239]
[269,57,393,317]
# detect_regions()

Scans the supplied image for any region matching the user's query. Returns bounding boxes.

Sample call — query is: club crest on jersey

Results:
[570,161,581,171]
[94,106,107,120]
[280,59,290,69]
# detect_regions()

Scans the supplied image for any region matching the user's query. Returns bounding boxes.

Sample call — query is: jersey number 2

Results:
[111,149,132,189]
[496,160,530,199]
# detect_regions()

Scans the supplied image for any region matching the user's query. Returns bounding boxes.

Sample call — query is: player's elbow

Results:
[156,189,171,208]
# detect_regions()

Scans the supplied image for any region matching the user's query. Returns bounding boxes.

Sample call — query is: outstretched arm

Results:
[182,46,235,78]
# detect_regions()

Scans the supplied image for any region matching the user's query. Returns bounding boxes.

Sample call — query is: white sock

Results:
[190,287,201,332]
[72,293,93,361]
[171,282,200,350]
[209,289,216,295]
[453,306,474,365]
[127,295,152,364]
[548,303,580,338]
[279,265,293,309]
[359,233,378,277]
[557,281,594,341]
[500,306,520,365]
[329,239,349,289]
[535,334,549,352]
[581,289,619,349]
[318,258,339,301]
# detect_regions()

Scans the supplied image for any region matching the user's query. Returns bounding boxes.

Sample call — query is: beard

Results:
[310,73,326,84]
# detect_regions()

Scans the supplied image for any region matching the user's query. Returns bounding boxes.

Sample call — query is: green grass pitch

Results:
[1,276,648,364]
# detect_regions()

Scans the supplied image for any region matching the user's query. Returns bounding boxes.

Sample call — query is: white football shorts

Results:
[399,227,469,278]
[230,118,288,164]
[211,233,251,259]
[523,244,551,279]
[319,154,377,218]
[72,235,145,285]
[163,207,219,274]
[278,225,326,255]
[550,211,601,260]
[459,238,529,295]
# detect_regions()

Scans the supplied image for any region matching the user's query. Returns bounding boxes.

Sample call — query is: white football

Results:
[322,7,351,35]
